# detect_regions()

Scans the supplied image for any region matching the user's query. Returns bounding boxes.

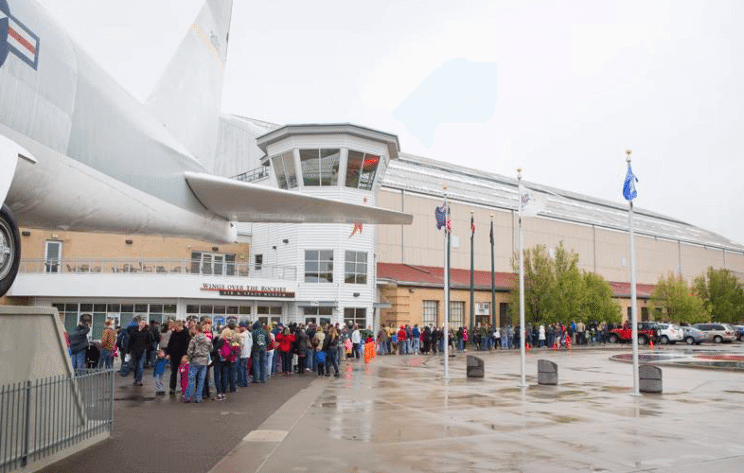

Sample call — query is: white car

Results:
[656,323,684,344]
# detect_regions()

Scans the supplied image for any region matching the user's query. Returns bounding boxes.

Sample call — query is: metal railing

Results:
[0,370,114,472]
[18,259,297,281]
[233,166,269,183]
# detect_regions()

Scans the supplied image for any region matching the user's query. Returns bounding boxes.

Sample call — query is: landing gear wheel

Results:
[0,205,21,297]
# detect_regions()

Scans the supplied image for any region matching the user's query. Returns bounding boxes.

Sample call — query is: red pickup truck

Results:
[607,322,659,345]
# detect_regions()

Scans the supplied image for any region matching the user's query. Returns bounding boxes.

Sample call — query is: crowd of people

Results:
[64,315,616,402]
[376,321,615,355]
[68,316,376,402]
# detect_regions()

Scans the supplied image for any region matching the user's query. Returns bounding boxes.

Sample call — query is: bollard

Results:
[639,365,662,393]
[466,355,484,378]
[537,359,558,385]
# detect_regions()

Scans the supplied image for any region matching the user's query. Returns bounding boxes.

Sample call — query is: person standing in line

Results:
[98,318,116,369]
[129,318,154,386]
[276,327,296,376]
[323,326,340,377]
[313,327,326,375]
[69,314,91,375]
[237,322,252,388]
[251,321,268,383]
[539,324,546,348]
[184,323,212,403]
[412,324,421,354]
[351,324,361,361]
[397,326,407,355]
[305,323,316,372]
[377,324,388,356]
[296,328,309,374]
[165,320,191,395]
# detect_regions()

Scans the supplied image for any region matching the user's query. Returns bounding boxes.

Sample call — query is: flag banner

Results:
[623,166,638,201]
[435,202,447,230]
[519,185,545,218]
[471,214,475,235]
[489,220,494,245]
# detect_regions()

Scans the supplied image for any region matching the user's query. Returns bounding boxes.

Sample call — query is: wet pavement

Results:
[212,346,744,473]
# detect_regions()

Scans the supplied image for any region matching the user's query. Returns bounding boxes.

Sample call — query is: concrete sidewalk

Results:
[37,368,315,473]
[212,348,744,473]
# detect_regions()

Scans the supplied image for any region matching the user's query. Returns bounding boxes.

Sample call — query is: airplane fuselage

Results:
[0,0,234,241]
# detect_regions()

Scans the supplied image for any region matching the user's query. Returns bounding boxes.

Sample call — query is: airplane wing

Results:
[184,172,413,225]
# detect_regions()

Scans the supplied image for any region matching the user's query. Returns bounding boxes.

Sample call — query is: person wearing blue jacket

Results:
[69,314,91,375]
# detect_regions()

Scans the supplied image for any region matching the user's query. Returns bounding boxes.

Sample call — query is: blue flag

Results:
[623,166,638,201]
[435,202,447,230]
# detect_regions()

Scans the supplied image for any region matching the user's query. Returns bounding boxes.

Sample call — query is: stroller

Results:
[85,342,101,369]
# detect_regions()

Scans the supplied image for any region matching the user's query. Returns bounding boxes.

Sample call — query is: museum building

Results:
[4,116,744,337]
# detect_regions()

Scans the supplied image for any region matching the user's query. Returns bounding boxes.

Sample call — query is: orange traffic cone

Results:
[553,341,558,350]
[566,336,571,351]
[526,343,531,352]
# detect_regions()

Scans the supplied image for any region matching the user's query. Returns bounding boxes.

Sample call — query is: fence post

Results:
[109,369,115,433]
[21,380,31,466]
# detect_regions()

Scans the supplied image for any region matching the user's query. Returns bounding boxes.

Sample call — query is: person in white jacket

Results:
[538,324,546,348]
[237,321,252,387]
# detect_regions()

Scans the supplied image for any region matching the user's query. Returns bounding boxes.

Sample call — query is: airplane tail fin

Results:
[146,0,233,171]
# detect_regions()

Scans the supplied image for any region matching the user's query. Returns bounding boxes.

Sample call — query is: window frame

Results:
[304,250,334,283]
[344,251,368,285]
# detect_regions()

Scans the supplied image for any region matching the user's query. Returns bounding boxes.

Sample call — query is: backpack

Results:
[219,338,240,363]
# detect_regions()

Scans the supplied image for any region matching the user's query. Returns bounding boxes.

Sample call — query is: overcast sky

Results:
[37,0,744,245]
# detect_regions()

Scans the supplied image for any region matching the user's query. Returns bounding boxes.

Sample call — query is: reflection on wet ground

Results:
[611,349,744,370]
[230,346,744,473]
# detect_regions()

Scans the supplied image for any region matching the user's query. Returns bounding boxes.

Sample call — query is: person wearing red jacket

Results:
[397,326,407,355]
[276,328,296,376]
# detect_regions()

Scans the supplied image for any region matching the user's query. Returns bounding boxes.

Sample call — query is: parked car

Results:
[607,322,659,345]
[656,323,684,344]
[691,323,737,343]
[680,326,706,345]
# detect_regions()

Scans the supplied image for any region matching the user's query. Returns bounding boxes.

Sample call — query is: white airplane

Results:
[0,0,412,296]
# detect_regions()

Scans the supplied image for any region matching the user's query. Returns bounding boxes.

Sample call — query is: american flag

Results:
[471,214,475,235]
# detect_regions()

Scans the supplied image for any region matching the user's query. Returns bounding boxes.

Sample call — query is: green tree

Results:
[650,272,710,324]
[509,241,619,325]
[693,267,744,324]
[581,272,621,324]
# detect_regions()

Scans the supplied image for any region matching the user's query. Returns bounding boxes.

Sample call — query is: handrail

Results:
[17,258,297,281]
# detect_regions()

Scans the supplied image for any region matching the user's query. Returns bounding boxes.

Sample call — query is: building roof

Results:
[377,262,654,299]
[381,154,744,253]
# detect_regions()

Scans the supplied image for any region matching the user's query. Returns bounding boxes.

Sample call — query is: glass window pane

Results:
[300,149,320,186]
[93,304,106,312]
[119,313,134,329]
[107,304,120,313]
[320,250,333,261]
[65,303,79,312]
[357,274,367,285]
[305,250,318,261]
[63,313,77,334]
[213,306,226,314]
[303,307,317,316]
[345,262,355,273]
[239,306,251,315]
[357,252,367,263]
[305,261,319,272]
[258,306,269,315]
[320,272,333,283]
[227,306,238,314]
[283,151,298,188]
[359,154,380,190]
[134,304,148,313]
[272,155,288,189]
[346,150,362,188]
[164,305,177,314]
[186,305,199,314]
[80,304,93,312]
[121,304,134,313]
[320,262,333,272]
[319,307,333,316]
[320,149,340,186]
[199,305,212,314]
[271,306,282,315]
[149,304,163,313]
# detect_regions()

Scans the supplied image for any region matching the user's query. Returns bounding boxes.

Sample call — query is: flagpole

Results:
[490,215,496,333]
[443,186,450,380]
[517,169,527,387]
[626,150,639,396]
[469,210,475,339]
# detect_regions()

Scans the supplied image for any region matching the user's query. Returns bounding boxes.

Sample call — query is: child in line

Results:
[153,349,168,396]
[179,356,189,395]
